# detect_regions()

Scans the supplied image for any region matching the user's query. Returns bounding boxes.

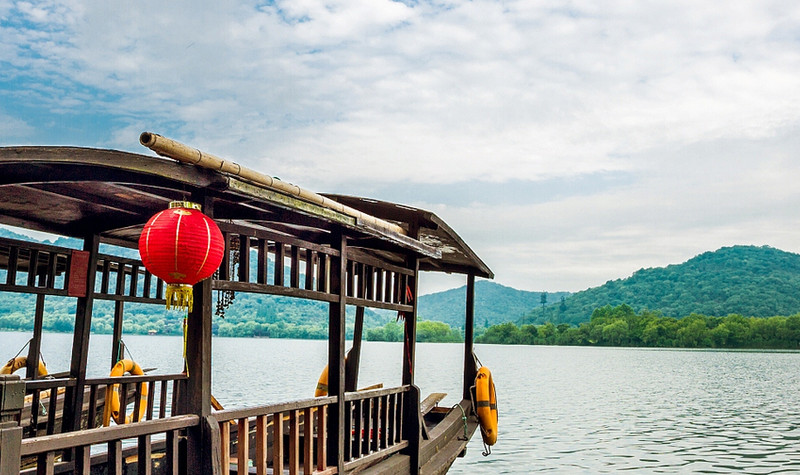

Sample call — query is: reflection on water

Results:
[4,331,800,473]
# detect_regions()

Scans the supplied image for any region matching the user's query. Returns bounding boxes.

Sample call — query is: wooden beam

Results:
[25,294,45,379]
[184,191,216,474]
[463,274,477,400]
[62,233,99,437]
[345,306,364,392]
[326,233,347,473]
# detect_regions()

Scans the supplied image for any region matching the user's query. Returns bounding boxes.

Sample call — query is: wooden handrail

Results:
[212,396,337,423]
[344,385,410,402]
[20,414,199,455]
[23,378,75,390]
[84,373,187,386]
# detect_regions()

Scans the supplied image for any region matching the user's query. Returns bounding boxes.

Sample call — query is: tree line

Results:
[478,304,800,349]
[521,246,800,326]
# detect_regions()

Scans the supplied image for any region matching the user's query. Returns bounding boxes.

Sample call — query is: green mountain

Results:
[418,280,570,329]
[522,245,800,326]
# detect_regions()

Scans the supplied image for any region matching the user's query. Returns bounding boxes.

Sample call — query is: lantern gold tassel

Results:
[166,284,194,312]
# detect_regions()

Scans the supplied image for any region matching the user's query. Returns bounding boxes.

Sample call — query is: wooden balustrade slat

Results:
[166,429,180,475]
[305,249,315,291]
[36,451,54,475]
[388,394,396,445]
[274,242,285,286]
[129,264,139,296]
[257,239,267,284]
[291,246,300,288]
[255,415,267,475]
[87,384,99,429]
[372,396,380,453]
[7,245,18,285]
[304,407,313,475]
[317,254,327,293]
[289,410,300,475]
[75,444,91,475]
[119,382,129,423]
[46,388,57,436]
[160,381,168,419]
[354,400,363,460]
[100,259,110,294]
[375,268,384,302]
[143,270,152,298]
[316,405,327,472]
[138,434,152,475]
[108,439,123,475]
[239,235,251,283]
[381,395,389,450]
[27,249,39,287]
[146,381,156,420]
[238,418,249,475]
[273,412,283,474]
[170,380,180,417]
[133,384,142,422]
[220,421,231,473]
[344,401,352,462]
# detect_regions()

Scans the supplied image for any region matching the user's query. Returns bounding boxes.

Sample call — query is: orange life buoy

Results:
[474,366,498,446]
[103,359,148,426]
[0,356,47,377]
[315,365,329,397]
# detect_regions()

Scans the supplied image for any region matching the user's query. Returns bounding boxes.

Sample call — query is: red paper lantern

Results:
[138,201,224,311]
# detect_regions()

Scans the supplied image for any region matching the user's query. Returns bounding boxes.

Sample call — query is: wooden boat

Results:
[0,134,494,475]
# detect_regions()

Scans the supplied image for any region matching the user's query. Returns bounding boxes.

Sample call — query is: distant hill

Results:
[521,245,800,326]
[418,280,570,329]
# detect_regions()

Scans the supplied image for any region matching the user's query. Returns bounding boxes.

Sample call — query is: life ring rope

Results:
[103,359,149,426]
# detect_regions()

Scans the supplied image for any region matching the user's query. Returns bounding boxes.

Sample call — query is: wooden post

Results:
[326,232,347,473]
[345,306,364,392]
[184,191,216,473]
[0,374,24,475]
[111,263,126,367]
[401,221,421,474]
[62,233,100,436]
[25,294,46,379]
[463,274,477,400]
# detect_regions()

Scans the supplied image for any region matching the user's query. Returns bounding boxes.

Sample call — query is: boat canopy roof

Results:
[0,146,492,279]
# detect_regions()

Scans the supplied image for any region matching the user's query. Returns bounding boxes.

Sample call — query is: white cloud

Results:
[2,0,800,291]
[0,111,34,142]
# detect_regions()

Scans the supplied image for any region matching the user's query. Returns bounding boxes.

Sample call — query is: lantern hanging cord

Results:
[182,317,189,377]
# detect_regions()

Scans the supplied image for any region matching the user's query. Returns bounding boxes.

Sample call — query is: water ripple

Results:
[450,346,800,474]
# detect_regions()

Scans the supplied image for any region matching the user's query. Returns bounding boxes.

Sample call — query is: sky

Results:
[1,0,799,295]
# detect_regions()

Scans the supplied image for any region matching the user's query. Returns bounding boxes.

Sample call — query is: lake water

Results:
[3,331,800,473]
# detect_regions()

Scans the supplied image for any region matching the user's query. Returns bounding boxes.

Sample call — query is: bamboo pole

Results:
[139,132,407,237]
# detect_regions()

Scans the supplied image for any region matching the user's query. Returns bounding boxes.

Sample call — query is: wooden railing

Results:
[22,374,186,438]
[212,396,337,475]
[212,225,415,314]
[0,238,76,295]
[342,386,409,472]
[93,253,165,304]
[19,414,198,475]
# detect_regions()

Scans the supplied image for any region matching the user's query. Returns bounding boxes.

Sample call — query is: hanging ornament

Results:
[138,201,224,311]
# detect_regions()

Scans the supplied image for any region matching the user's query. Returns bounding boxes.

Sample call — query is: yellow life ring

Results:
[0,356,47,377]
[103,359,148,426]
[474,366,498,446]
[315,365,329,397]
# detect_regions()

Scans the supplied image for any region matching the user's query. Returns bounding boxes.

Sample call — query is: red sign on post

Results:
[68,250,90,297]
